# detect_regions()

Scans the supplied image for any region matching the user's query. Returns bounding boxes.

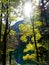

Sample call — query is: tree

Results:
[14,21,45,64]
[0,0,20,65]
[39,0,49,26]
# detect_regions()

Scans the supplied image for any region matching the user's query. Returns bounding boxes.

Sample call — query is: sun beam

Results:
[24,2,32,18]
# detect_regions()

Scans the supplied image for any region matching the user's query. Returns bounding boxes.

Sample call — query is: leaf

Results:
[34,21,43,26]
[34,29,39,33]
[23,54,36,60]
[31,33,41,42]
[23,54,30,60]
[9,16,17,21]
[20,34,27,42]
[26,29,33,36]
[9,30,15,35]
[19,24,33,36]
[24,42,35,52]
[19,24,28,32]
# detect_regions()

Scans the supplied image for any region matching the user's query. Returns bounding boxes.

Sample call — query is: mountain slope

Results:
[12,20,24,32]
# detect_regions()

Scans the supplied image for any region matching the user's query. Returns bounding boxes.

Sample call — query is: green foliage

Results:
[0,0,20,64]
[34,21,43,26]
[23,42,36,52]
[31,33,41,42]
[9,30,16,35]
[19,22,42,43]
[18,17,49,63]
[18,20,43,62]
[2,0,7,2]
[0,0,49,64]
[23,53,36,61]
[9,16,17,21]
[20,34,27,42]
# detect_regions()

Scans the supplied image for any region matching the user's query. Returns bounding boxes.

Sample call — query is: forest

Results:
[0,0,49,65]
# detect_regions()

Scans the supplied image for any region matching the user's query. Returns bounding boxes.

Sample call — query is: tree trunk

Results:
[33,23,39,62]
[41,0,48,26]
[9,51,12,65]
[2,3,9,65]
[0,2,3,43]
[31,19,39,63]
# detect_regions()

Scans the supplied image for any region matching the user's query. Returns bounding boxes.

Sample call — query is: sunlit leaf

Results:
[19,24,28,32]
[23,54,36,60]
[9,16,17,21]
[34,21,43,26]
[9,30,15,35]
[31,33,41,42]
[24,42,35,52]
[20,34,27,42]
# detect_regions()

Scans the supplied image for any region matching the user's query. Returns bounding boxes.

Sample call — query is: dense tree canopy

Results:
[0,0,49,65]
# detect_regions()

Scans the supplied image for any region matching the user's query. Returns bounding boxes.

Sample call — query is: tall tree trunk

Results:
[41,0,48,26]
[33,23,39,62]
[2,3,9,65]
[0,2,3,65]
[44,10,48,26]
[9,51,12,65]
[0,2,3,43]
[31,18,39,64]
